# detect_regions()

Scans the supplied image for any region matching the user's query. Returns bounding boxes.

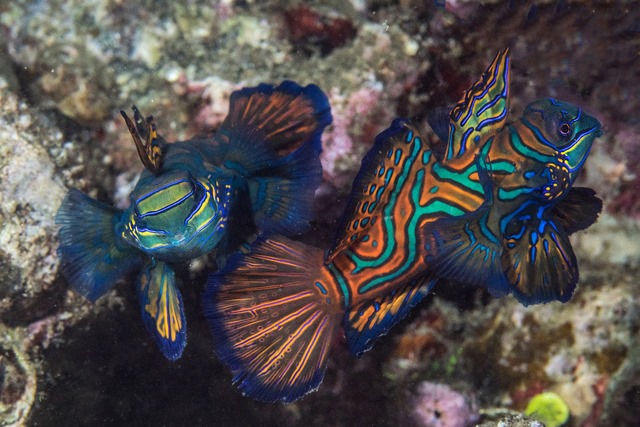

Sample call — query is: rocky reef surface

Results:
[0,1,638,426]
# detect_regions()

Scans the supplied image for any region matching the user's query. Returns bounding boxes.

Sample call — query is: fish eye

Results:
[558,122,572,138]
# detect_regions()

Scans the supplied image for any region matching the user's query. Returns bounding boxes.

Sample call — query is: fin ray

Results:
[203,234,341,403]
[221,80,331,156]
[217,81,331,236]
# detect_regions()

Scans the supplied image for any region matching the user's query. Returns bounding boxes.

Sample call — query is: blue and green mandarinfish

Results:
[203,49,603,402]
[56,81,332,360]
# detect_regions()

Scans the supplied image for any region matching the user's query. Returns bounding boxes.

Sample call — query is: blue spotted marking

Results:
[394,149,402,166]
[422,150,431,165]
[315,281,328,295]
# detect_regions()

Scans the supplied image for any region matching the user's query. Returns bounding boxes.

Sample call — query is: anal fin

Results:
[344,276,436,357]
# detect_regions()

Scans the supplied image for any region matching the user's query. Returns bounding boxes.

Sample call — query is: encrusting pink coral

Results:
[411,382,479,427]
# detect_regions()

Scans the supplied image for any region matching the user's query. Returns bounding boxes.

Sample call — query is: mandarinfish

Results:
[203,49,603,403]
[56,81,332,361]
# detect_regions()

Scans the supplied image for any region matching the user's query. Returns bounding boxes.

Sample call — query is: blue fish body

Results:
[56,81,332,360]
[118,147,235,262]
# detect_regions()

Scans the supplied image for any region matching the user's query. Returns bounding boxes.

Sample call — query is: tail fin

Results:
[203,234,342,403]
[56,189,142,301]
[218,81,331,235]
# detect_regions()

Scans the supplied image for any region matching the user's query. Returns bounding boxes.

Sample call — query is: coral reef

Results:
[0,81,66,324]
[283,5,358,56]
[0,0,638,425]
[410,381,479,427]
[0,327,37,427]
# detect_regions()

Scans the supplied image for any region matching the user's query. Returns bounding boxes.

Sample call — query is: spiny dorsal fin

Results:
[121,106,165,174]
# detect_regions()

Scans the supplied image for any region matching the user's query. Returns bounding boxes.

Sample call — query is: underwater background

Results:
[0,0,639,426]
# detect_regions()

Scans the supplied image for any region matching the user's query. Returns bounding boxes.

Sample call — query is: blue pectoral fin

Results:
[219,81,331,236]
[421,145,509,297]
[137,260,187,361]
[501,213,578,306]
[56,189,142,301]
[551,187,602,235]
[421,207,510,298]
[344,277,436,357]
[247,140,323,235]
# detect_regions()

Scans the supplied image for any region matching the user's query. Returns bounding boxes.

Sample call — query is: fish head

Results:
[523,98,602,185]
[122,169,233,258]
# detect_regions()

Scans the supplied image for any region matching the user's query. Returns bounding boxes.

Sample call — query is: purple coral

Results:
[411,382,479,427]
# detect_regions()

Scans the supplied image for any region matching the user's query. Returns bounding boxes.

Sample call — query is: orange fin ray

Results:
[204,234,341,403]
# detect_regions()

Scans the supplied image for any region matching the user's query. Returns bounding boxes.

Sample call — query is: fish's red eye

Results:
[558,122,572,137]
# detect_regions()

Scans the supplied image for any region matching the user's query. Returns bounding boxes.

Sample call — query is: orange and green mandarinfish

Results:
[56,81,332,361]
[203,49,603,402]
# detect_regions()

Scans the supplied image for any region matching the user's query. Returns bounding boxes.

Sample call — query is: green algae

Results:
[525,392,570,427]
